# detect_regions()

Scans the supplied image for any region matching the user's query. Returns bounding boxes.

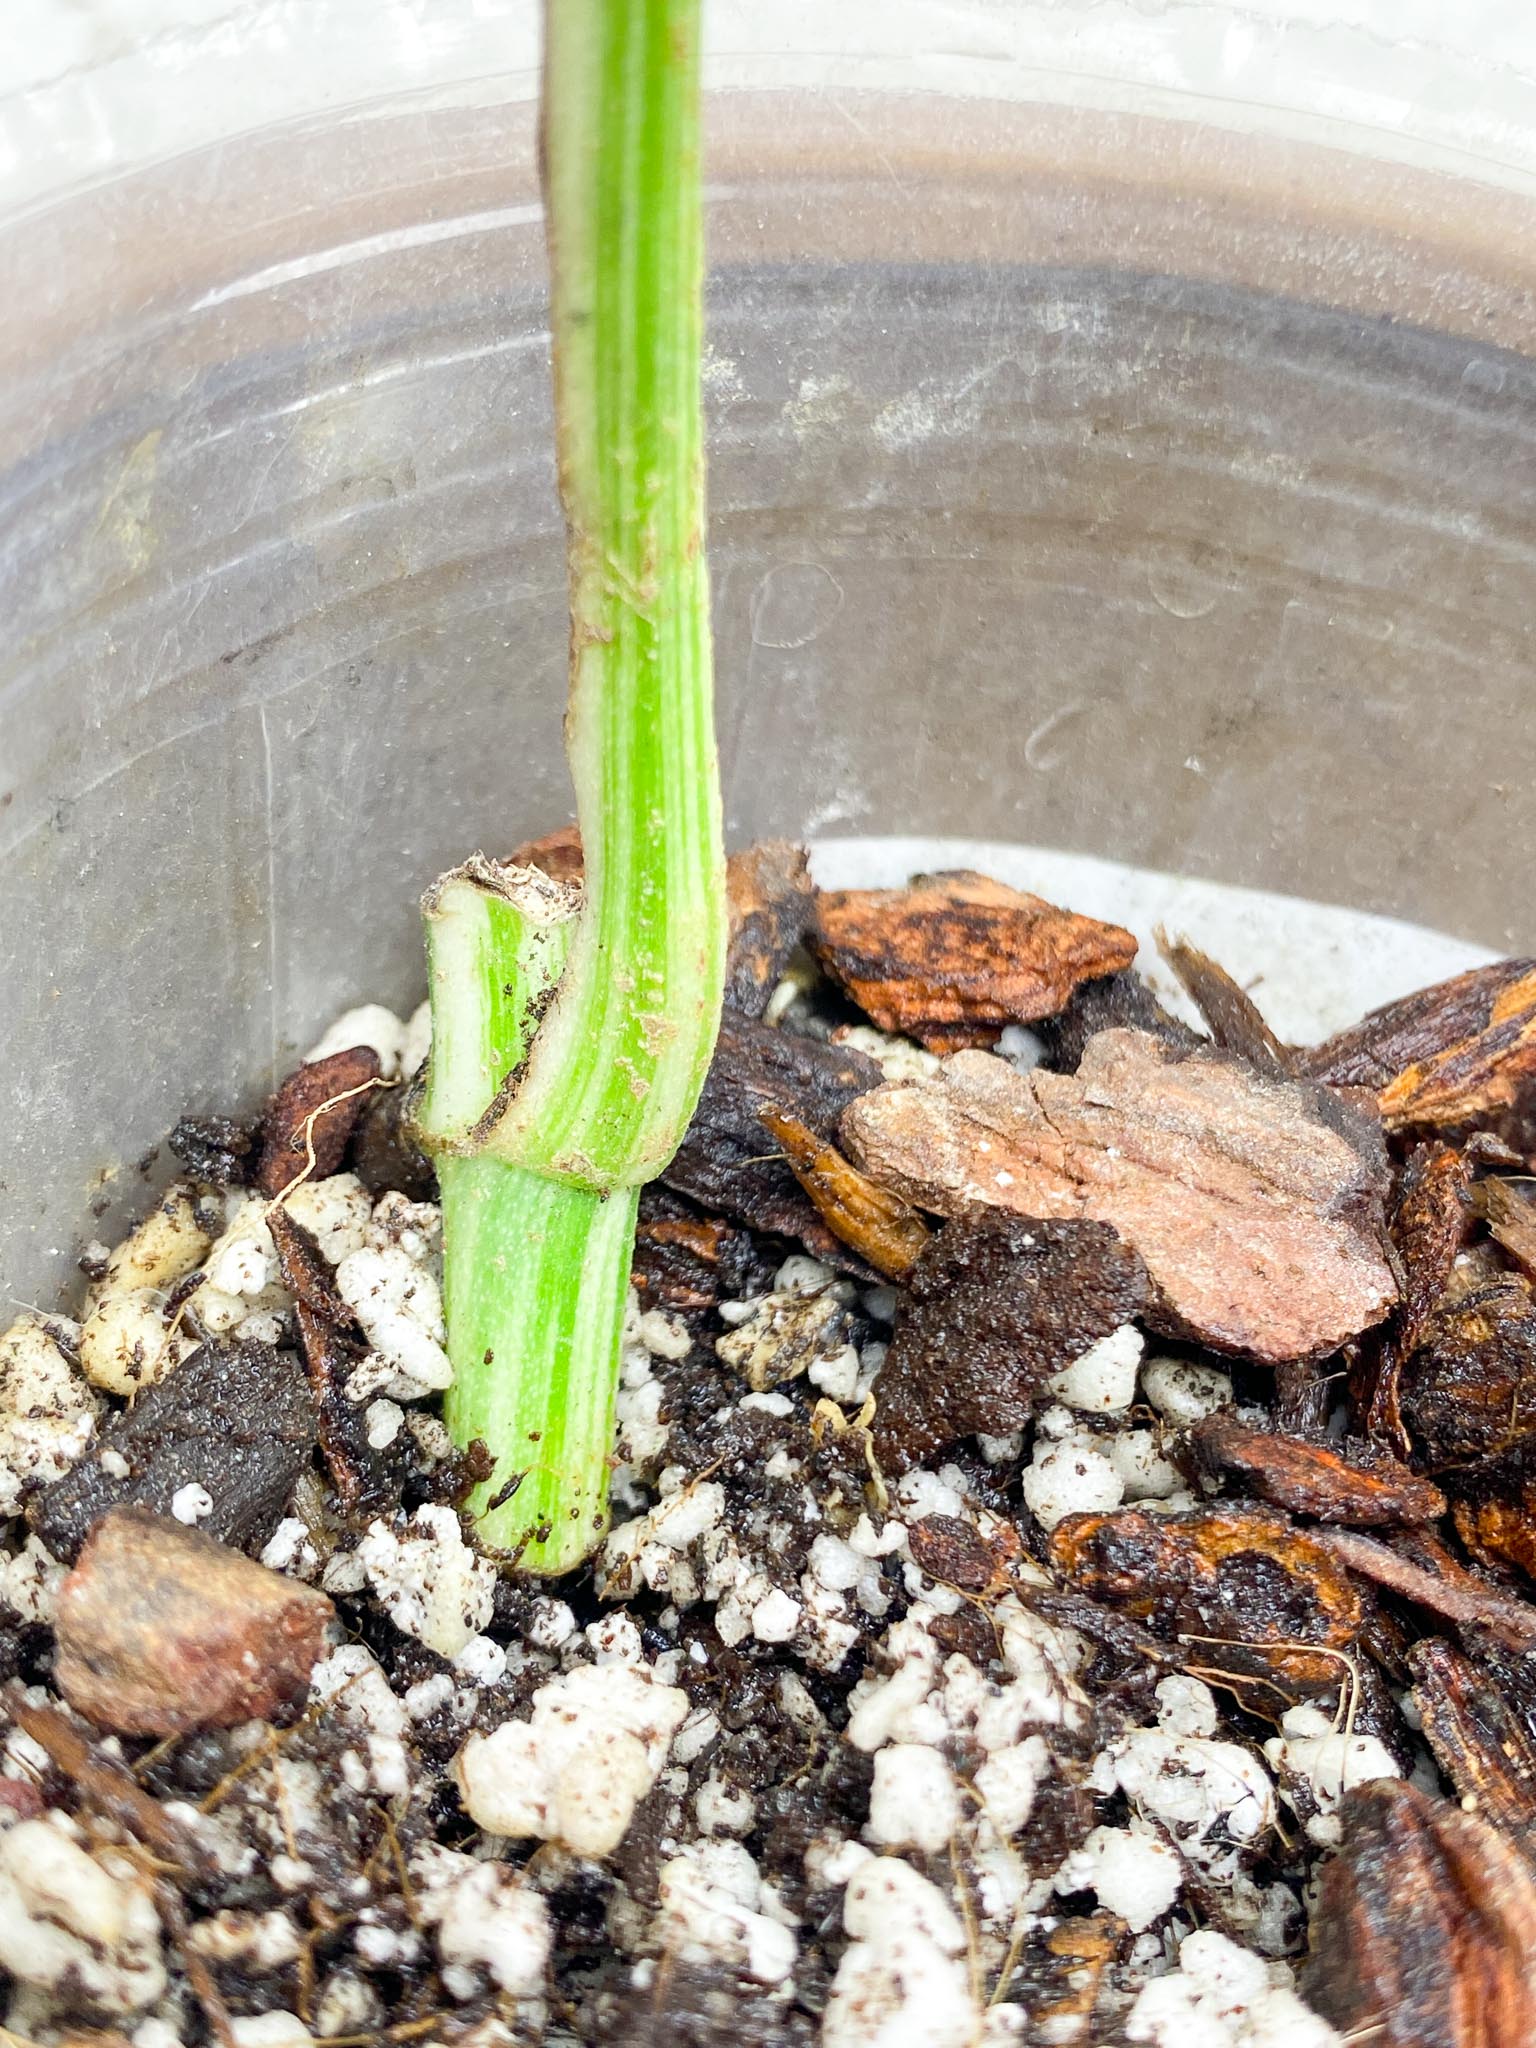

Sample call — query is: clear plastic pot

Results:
[4,0,1536,1304]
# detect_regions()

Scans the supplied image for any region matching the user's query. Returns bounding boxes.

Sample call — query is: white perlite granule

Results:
[654,1840,797,1986]
[410,1841,551,2000]
[356,1507,496,1659]
[1125,1929,1343,2046]
[305,1004,409,1079]
[0,1819,166,2014]
[821,1851,1000,2048]
[456,1664,689,1858]
[1047,1323,1144,1413]
[1263,1704,1403,1846]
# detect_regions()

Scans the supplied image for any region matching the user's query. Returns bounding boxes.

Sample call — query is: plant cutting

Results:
[12,3,1536,2037]
[414,0,726,1571]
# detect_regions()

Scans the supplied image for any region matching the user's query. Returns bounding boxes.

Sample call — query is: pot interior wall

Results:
[4,97,1536,1307]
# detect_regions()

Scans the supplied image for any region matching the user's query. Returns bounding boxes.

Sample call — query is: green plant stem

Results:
[418,0,722,1573]
[440,1156,638,1566]
[471,0,725,1190]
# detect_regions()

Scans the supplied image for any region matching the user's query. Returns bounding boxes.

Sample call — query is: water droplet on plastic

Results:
[1147,540,1234,621]
[750,562,845,650]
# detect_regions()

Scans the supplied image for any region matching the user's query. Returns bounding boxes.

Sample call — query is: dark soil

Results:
[7,852,1536,2047]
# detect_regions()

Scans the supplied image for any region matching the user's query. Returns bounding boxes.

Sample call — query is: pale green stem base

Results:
[438,1153,639,1572]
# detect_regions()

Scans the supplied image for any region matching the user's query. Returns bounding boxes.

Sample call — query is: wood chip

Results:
[1158,933,1292,1076]
[1300,959,1536,1087]
[351,1082,436,1202]
[873,1212,1146,1471]
[1190,1411,1446,1526]
[1479,1178,1536,1283]
[842,1030,1397,1361]
[257,1044,382,1196]
[1302,959,1536,1154]
[28,1339,315,1564]
[662,1011,883,1269]
[1450,1450,1536,1583]
[1048,1501,1364,1696]
[758,1105,930,1280]
[1355,1142,1471,1455]
[268,1208,395,1514]
[5,1687,208,1874]
[55,1508,333,1735]
[505,821,585,884]
[1316,1526,1536,1653]
[1033,1914,1123,2042]
[1304,1778,1536,2048]
[1380,977,1536,1140]
[724,841,815,1020]
[810,870,1138,1052]
[632,1192,755,1316]
[1407,1639,1536,1847]
[906,1512,1022,1596]
[1397,1278,1536,1465]
[1037,968,1200,1072]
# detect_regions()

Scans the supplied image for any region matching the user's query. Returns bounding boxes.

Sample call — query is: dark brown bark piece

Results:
[1480,1179,1536,1284]
[1273,1357,1333,1434]
[724,841,816,1020]
[759,1105,930,1280]
[663,1011,883,1269]
[906,1513,1022,1596]
[28,1339,315,1564]
[1378,971,1536,1143]
[1356,1143,1471,1455]
[168,1114,258,1187]
[1392,1155,1474,1359]
[631,1190,756,1316]
[1302,959,1536,1157]
[505,821,585,884]
[843,1030,1397,1362]
[1316,1527,1536,1654]
[1300,959,1536,1087]
[1397,1280,1536,1466]
[1048,1502,1365,1694]
[351,1080,436,1201]
[1032,1915,1123,2042]
[268,1208,395,1515]
[1191,1412,1446,1525]
[54,1508,332,1735]
[1159,933,1292,1076]
[257,1044,382,1197]
[1038,969,1200,1072]
[1304,1778,1536,2048]
[810,870,1138,1052]
[1408,1639,1536,1848]
[873,1212,1147,1472]
[1450,1444,1536,1583]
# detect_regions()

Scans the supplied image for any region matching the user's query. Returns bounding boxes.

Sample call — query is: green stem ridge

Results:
[418,0,721,1571]
[473,0,725,1191]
